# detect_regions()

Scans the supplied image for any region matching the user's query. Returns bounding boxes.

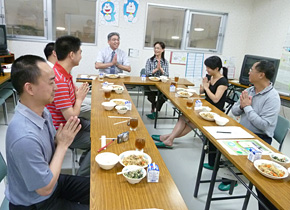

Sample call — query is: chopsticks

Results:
[114,120,128,125]
[108,116,131,119]
[98,139,115,152]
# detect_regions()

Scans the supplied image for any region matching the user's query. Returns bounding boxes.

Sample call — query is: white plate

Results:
[110,85,124,91]
[254,159,288,179]
[119,150,152,167]
[176,88,186,91]
[106,74,119,79]
[199,112,219,121]
[194,106,212,112]
[110,99,128,106]
[186,89,196,94]
[148,77,160,82]
[270,153,290,166]
[177,91,193,98]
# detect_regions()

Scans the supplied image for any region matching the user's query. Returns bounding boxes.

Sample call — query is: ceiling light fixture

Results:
[56,27,66,31]
[171,36,180,40]
[194,28,204,32]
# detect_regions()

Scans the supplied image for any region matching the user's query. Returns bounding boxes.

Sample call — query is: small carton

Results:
[248,148,262,162]
[147,163,160,183]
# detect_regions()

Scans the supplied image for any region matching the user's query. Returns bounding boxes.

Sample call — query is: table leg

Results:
[194,137,208,197]
[205,150,221,210]
[242,182,253,210]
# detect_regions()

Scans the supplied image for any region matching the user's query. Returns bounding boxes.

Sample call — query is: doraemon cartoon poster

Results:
[123,0,139,23]
[99,0,119,26]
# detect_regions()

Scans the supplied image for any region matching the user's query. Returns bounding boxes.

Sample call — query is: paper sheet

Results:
[217,139,273,155]
[203,126,254,139]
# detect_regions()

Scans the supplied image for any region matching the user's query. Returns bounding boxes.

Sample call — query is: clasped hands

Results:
[239,90,252,109]
[55,116,81,148]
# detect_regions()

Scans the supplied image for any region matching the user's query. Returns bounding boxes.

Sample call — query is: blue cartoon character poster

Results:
[99,0,119,26]
[123,0,139,23]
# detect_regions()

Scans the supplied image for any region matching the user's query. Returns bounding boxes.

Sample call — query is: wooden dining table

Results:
[0,72,10,86]
[85,75,290,210]
[90,77,190,210]
[156,82,290,210]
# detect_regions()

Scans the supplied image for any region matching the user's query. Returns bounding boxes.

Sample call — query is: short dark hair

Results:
[11,55,46,95]
[44,42,55,60]
[107,32,120,41]
[255,60,275,80]
[55,36,81,61]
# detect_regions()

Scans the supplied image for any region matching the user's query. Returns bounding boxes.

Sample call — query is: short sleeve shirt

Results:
[96,46,130,74]
[205,76,228,111]
[46,62,75,129]
[5,103,56,205]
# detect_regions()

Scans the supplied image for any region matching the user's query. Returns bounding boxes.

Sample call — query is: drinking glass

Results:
[98,73,104,81]
[104,89,111,100]
[174,74,180,83]
[186,98,194,109]
[135,138,145,152]
[127,117,138,131]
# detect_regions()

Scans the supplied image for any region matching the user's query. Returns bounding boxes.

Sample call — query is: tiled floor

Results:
[1,91,290,210]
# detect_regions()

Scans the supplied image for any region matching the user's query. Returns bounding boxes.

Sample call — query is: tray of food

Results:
[119,150,152,167]
[254,159,288,179]
[176,91,193,98]
[148,77,160,82]
[110,99,128,106]
[199,112,219,121]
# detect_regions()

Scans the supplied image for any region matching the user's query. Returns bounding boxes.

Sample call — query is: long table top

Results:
[90,77,189,210]
[89,76,290,210]
[0,72,10,86]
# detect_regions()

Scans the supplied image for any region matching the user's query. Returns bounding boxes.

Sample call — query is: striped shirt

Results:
[46,62,75,129]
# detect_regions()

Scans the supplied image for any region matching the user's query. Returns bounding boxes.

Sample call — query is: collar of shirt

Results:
[153,57,165,64]
[54,62,72,80]
[16,102,49,130]
[249,82,274,96]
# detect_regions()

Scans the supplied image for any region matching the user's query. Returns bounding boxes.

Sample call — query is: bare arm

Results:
[116,63,131,72]
[36,117,81,196]
[204,85,228,103]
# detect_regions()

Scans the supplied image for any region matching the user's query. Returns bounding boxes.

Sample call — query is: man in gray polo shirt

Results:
[232,60,280,210]
[6,55,90,209]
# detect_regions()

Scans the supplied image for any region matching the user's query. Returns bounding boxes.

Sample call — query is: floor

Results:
[1,89,290,210]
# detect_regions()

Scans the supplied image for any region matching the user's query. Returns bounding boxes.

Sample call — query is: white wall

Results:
[6,0,290,82]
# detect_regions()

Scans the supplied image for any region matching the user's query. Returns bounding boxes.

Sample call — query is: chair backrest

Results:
[140,68,145,76]
[273,115,290,151]
[0,152,7,182]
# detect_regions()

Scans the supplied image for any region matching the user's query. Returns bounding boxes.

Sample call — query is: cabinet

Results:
[0,54,15,65]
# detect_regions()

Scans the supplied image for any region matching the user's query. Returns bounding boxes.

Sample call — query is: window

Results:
[0,0,97,43]
[53,0,96,43]
[145,4,228,53]
[5,0,45,38]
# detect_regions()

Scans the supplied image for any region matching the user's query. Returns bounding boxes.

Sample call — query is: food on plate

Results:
[177,91,190,97]
[124,169,144,179]
[200,112,215,120]
[258,163,285,177]
[271,155,288,163]
[107,74,118,78]
[111,100,126,106]
[149,77,160,81]
[122,154,148,166]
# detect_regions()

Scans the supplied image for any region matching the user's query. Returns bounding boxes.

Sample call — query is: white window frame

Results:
[0,0,98,44]
[144,3,228,54]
